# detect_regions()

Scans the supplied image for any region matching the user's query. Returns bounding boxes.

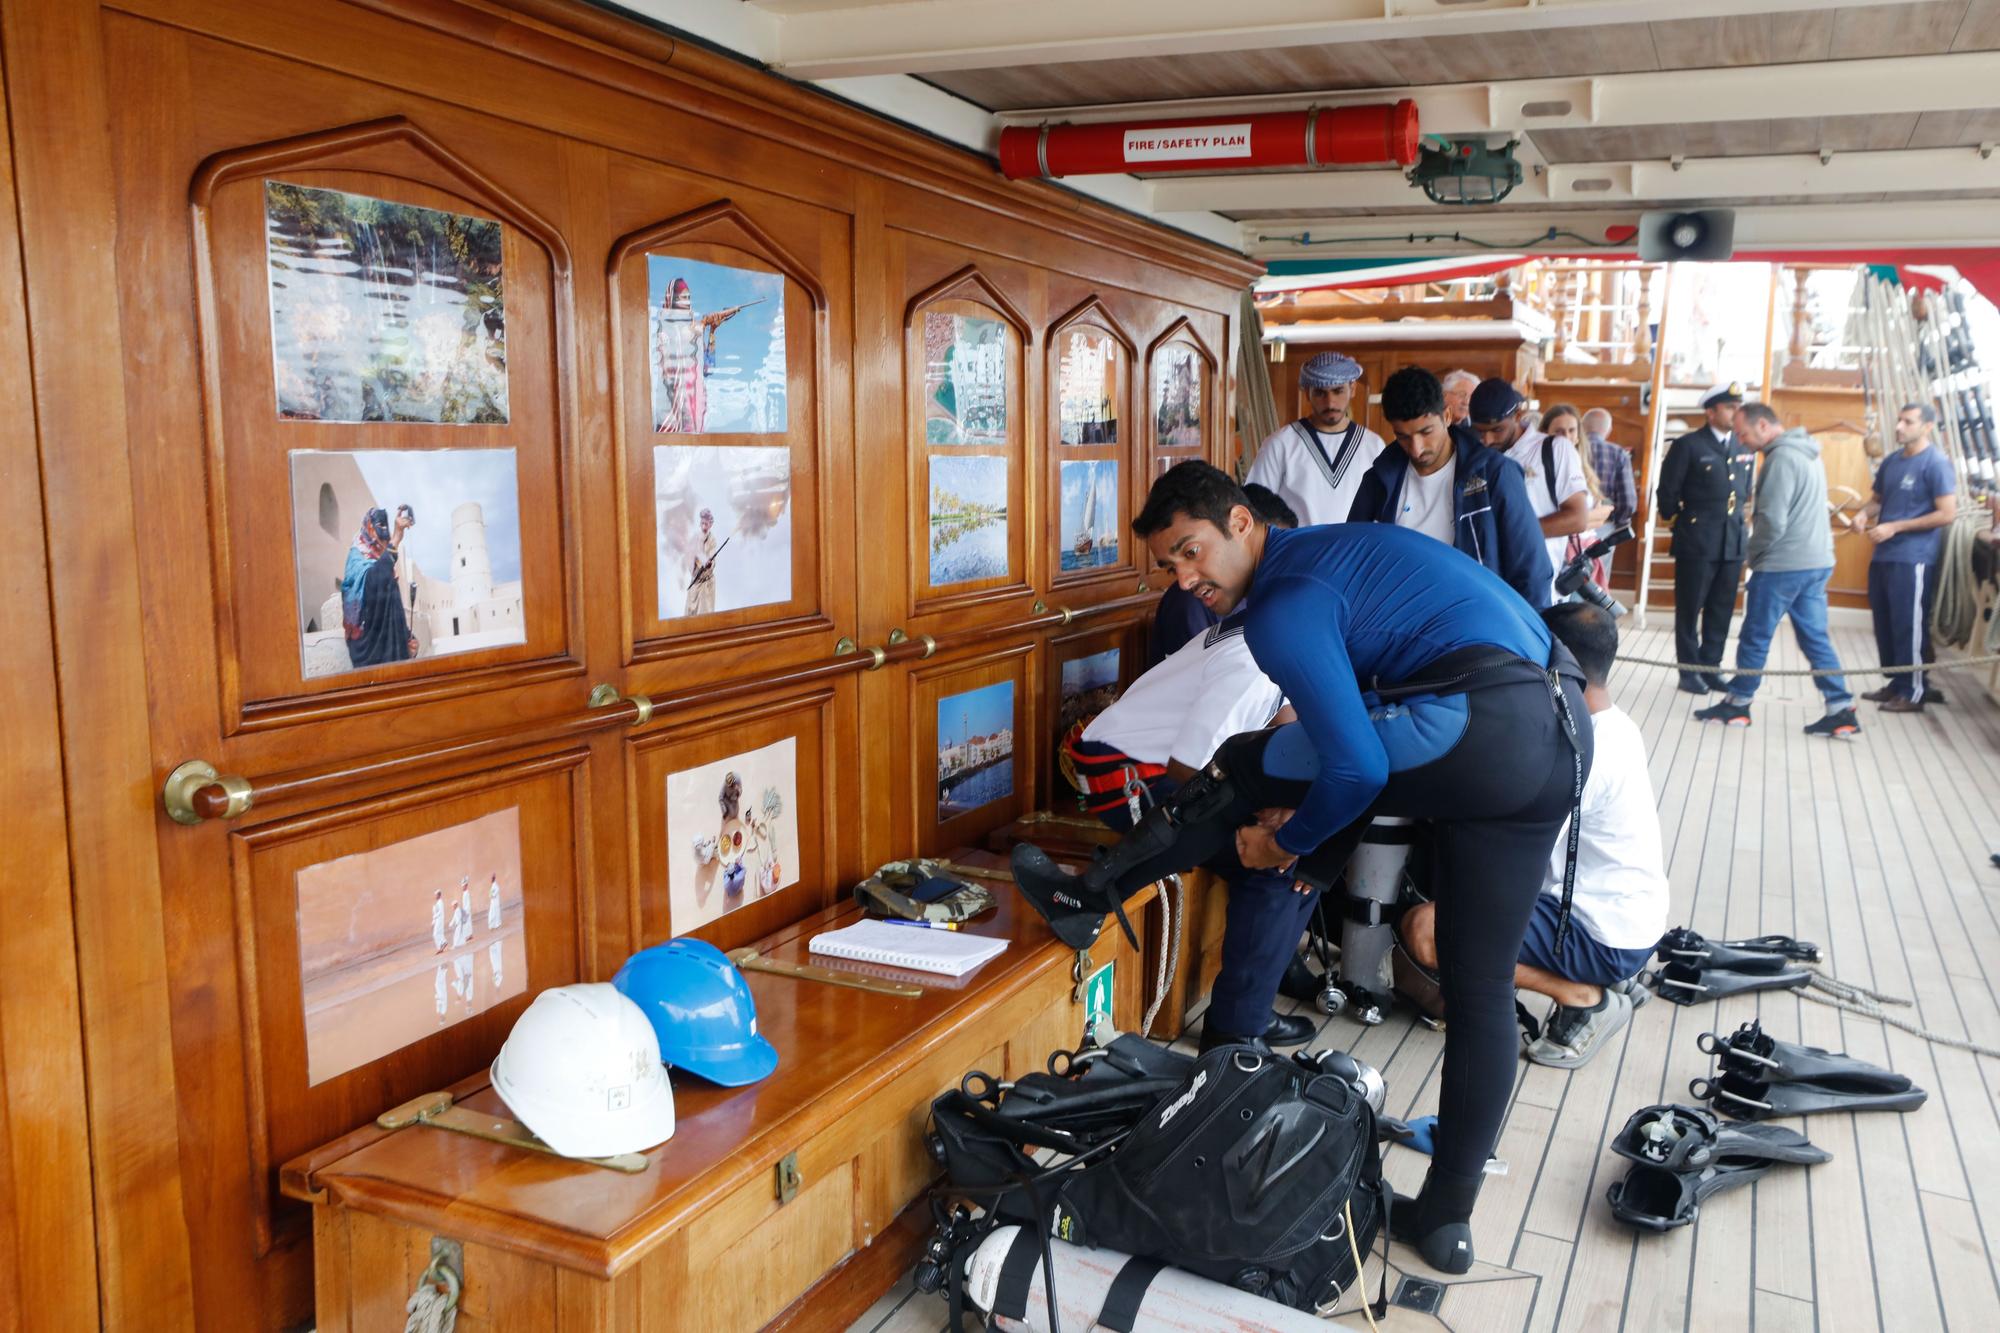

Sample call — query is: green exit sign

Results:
[1084,960,1115,1039]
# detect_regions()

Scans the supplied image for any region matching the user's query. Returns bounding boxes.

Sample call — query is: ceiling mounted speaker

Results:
[1637,209,1736,261]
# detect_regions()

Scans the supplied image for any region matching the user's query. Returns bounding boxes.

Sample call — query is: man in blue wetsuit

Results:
[1011,460,1592,1276]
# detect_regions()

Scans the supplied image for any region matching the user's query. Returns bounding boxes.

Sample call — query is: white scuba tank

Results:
[964,1226,1335,1332]
[1322,817,1416,1023]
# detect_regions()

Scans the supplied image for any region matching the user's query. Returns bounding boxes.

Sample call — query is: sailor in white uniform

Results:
[487,874,502,931]
[1247,351,1385,526]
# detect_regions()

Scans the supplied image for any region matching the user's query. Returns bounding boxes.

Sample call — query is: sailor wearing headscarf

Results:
[1247,350,1385,526]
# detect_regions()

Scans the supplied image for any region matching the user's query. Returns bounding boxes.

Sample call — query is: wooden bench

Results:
[282,849,1149,1331]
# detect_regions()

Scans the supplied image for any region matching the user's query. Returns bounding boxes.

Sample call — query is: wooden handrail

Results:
[162,589,1162,824]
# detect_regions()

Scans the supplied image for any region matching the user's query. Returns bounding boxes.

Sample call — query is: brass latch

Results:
[1072,948,1094,1004]
[378,1091,649,1174]
[775,1151,802,1204]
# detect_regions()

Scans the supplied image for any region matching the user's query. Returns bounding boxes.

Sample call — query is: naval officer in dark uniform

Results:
[1654,383,1754,693]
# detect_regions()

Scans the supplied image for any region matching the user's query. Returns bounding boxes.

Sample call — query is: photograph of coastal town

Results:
[937,679,1014,821]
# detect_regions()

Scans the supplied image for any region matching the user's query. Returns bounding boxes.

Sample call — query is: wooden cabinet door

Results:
[95,16,864,1326]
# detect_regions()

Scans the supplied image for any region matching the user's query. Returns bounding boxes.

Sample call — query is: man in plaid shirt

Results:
[1584,409,1637,530]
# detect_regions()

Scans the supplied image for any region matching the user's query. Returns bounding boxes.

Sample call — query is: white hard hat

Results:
[491,983,676,1158]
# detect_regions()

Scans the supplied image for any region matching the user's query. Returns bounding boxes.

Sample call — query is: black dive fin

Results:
[1008,844,1125,951]
[1647,959,1810,1005]
[1609,1162,1772,1231]
[1713,932,1822,963]
[1697,1020,1913,1091]
[1655,926,1794,975]
[1692,1068,1929,1120]
[1605,1104,1829,1231]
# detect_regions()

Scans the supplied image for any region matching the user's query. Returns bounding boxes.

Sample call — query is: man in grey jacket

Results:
[1695,404,1860,738]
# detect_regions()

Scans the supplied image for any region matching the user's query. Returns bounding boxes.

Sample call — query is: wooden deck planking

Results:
[849,621,2000,1332]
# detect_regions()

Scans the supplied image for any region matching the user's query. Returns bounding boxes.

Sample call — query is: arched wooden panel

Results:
[1047,295,1138,590]
[1146,315,1219,477]
[190,118,582,733]
[906,266,1033,614]
[608,200,835,669]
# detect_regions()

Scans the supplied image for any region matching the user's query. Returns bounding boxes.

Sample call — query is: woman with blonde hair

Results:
[1540,403,1615,589]
[1540,403,1607,505]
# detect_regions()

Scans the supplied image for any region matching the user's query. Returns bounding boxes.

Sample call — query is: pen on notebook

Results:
[880,917,960,931]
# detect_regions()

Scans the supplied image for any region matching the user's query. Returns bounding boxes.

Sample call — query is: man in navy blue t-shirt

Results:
[1858,404,1959,710]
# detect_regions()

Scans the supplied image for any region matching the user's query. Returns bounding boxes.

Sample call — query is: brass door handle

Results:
[587,682,654,726]
[162,759,253,825]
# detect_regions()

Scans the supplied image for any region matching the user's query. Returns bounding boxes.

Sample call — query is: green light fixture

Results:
[1408,137,1523,205]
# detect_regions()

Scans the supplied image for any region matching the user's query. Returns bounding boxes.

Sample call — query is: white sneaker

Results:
[1525,988,1633,1069]
[1608,976,1652,1010]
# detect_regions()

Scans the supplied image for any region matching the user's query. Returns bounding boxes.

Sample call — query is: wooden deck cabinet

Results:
[283,876,1146,1331]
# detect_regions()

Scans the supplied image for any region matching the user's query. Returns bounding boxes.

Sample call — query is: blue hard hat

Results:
[613,938,779,1087]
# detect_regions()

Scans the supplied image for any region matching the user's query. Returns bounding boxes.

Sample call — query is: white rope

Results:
[403,1259,460,1333]
[1933,510,1983,649]
[1621,650,2000,677]
[1799,988,2000,1061]
[1140,874,1181,1040]
[1805,970,1910,1008]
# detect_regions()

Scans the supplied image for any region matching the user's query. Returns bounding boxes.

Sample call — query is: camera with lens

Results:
[1553,522,1635,618]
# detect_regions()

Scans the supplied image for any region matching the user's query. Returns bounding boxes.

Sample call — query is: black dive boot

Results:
[1009,762,1247,951]
[1390,1163,1483,1274]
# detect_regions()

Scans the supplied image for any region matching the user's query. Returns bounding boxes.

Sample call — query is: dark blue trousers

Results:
[1868,559,1937,701]
[1081,749,1318,1039]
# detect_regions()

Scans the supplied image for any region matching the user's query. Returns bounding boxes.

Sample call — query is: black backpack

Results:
[921,1036,1389,1324]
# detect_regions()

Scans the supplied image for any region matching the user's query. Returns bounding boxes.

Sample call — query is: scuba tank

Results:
[1320,819,1417,1025]
[964,1226,1337,1332]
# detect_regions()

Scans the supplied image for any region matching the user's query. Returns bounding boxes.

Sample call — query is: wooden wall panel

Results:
[605,192,852,684]
[1,2,199,1325]
[191,125,579,730]
[0,43,101,1333]
[10,0,1258,1326]
[232,754,589,1249]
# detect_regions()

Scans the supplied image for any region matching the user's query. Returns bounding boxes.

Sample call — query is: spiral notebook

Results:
[808,919,1009,978]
